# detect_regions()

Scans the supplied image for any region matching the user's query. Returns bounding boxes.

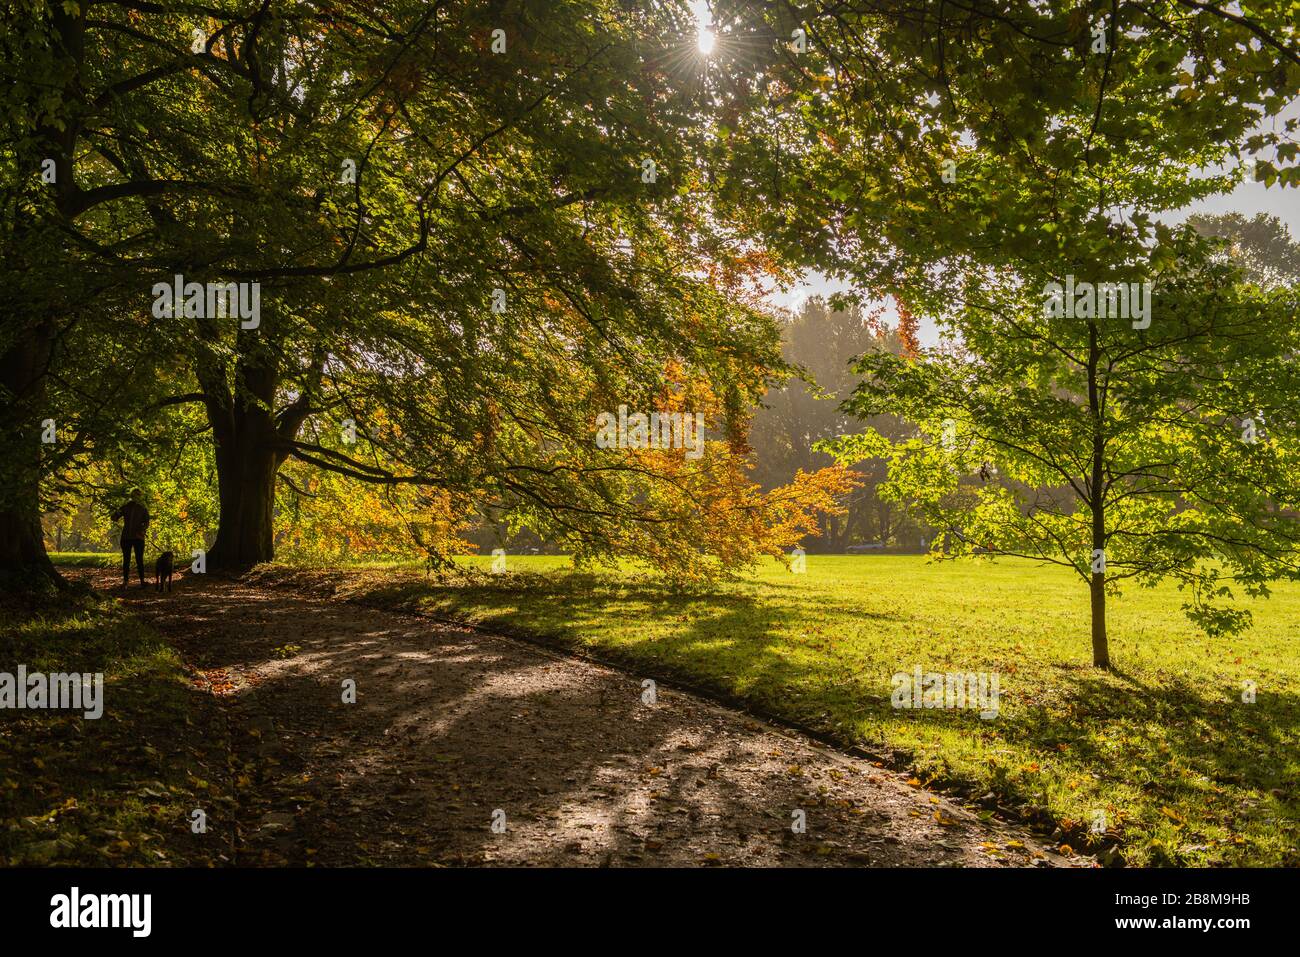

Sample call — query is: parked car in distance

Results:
[845,543,885,554]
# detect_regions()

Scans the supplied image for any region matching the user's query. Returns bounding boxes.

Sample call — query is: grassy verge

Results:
[48,552,117,568]
[0,585,234,866]
[320,554,1298,867]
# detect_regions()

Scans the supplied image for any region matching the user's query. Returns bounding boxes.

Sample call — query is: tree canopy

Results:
[2,1,1297,669]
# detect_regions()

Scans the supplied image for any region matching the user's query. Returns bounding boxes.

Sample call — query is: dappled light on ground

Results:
[88,568,1075,868]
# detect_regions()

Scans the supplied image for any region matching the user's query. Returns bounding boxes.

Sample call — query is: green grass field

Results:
[44,552,120,567]
[343,553,1300,867]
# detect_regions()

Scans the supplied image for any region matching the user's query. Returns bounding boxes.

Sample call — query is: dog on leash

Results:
[155,551,175,592]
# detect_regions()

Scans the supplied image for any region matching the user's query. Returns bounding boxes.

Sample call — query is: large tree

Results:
[2,0,854,577]
[0,2,190,585]
[6,0,1297,586]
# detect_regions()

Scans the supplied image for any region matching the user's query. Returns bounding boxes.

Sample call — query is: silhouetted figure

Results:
[112,489,150,588]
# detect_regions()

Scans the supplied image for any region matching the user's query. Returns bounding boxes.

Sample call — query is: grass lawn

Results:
[45,552,119,567]
[341,553,1300,867]
[0,584,234,865]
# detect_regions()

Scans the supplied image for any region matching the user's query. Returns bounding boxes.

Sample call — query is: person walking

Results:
[112,489,150,588]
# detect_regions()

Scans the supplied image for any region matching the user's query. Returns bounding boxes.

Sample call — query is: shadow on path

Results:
[88,570,1079,868]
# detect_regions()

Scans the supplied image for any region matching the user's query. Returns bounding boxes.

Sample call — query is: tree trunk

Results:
[1087,320,1109,668]
[1089,453,1109,668]
[0,322,62,587]
[189,270,328,569]
[1089,474,1109,667]
[0,6,80,589]
[1089,571,1108,668]
[0,493,60,585]
[198,336,315,573]
[206,424,280,571]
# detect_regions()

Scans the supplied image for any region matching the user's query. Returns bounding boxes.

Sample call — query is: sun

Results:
[691,1,715,55]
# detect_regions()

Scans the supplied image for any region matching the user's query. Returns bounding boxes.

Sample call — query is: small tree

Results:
[825,236,1300,667]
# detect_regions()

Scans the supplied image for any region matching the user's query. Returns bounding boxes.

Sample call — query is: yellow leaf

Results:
[1159,806,1185,827]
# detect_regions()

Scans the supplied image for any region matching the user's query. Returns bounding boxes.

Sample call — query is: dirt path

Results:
[83,570,1081,867]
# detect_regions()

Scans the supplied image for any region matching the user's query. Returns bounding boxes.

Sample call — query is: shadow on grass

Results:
[0,591,235,866]
[355,570,900,734]
[86,563,1298,866]
[345,569,1300,866]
